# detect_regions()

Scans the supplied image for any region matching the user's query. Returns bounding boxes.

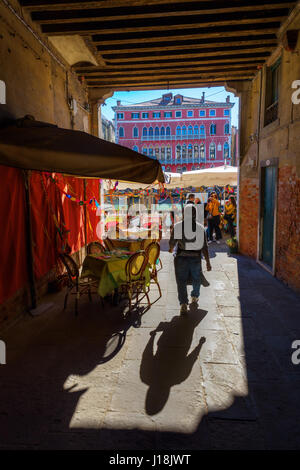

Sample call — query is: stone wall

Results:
[235,10,300,292]
[239,177,259,259]
[0,1,90,129]
[276,166,300,291]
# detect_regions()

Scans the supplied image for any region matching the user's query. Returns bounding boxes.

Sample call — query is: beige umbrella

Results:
[181,165,237,187]
[164,172,183,188]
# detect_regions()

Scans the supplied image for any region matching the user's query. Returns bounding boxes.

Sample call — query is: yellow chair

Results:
[145,242,162,301]
[120,252,150,312]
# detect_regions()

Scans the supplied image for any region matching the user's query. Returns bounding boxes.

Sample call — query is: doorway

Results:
[258,160,278,272]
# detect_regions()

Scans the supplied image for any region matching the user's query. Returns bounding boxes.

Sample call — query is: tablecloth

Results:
[81,253,150,298]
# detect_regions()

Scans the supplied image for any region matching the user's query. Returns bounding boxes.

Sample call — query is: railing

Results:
[265,101,278,126]
[160,157,205,164]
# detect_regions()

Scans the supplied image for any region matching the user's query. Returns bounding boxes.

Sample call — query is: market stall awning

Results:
[0,118,164,184]
[181,165,237,187]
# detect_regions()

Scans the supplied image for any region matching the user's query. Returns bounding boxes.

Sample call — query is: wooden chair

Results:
[142,238,163,271]
[87,241,106,256]
[120,252,150,312]
[59,253,98,316]
[145,242,162,301]
[103,238,115,251]
[141,238,153,250]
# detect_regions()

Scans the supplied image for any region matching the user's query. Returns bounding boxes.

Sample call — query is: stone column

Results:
[88,88,114,138]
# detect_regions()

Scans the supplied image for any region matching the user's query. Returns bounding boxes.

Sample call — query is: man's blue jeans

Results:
[174,256,202,305]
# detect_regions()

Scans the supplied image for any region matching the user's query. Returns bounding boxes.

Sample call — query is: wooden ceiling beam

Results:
[91,28,279,46]
[31,4,294,23]
[85,72,257,83]
[20,0,296,11]
[96,39,278,55]
[86,75,254,87]
[41,16,284,35]
[78,63,261,77]
[20,0,228,11]
[103,46,275,63]
[75,56,268,71]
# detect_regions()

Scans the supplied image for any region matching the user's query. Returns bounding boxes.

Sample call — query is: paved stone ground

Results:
[1,240,300,450]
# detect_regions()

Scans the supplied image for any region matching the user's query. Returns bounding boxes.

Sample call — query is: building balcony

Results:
[141,134,206,142]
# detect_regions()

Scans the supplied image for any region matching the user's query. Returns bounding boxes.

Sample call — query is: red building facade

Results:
[113,92,234,172]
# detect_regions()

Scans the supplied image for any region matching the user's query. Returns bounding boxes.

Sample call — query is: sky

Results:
[101,86,239,128]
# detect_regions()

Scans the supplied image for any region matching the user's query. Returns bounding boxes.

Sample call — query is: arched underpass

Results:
[0,0,300,451]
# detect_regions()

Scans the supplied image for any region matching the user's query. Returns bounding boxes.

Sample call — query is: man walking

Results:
[169,205,211,314]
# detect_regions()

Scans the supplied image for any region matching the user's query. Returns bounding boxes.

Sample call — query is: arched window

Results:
[224,142,229,160]
[188,144,193,160]
[200,125,205,135]
[177,167,182,173]
[148,146,154,158]
[182,166,187,172]
[160,126,165,136]
[182,144,187,159]
[194,126,199,135]
[196,165,200,170]
[200,144,205,161]
[194,144,199,161]
[188,125,193,136]
[166,126,171,136]
[155,146,160,159]
[142,147,148,155]
[155,127,159,137]
[161,146,165,161]
[176,126,181,136]
[224,123,230,135]
[210,124,216,135]
[166,166,171,172]
[182,126,187,136]
[133,127,138,138]
[166,146,171,160]
[149,127,153,137]
[176,145,181,160]
[142,127,147,137]
[209,142,216,159]
[191,165,195,171]
[0,80,6,104]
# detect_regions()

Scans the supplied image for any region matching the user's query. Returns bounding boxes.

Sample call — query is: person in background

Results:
[206,192,222,244]
[224,195,237,238]
[169,205,211,315]
[186,193,195,205]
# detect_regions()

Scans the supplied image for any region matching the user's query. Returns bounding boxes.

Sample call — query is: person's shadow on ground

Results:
[140,308,207,415]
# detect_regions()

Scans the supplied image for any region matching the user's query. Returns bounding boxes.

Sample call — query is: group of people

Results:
[186,192,237,243]
[169,191,237,315]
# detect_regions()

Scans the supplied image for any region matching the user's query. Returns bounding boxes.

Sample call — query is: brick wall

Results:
[276,166,300,292]
[239,177,259,259]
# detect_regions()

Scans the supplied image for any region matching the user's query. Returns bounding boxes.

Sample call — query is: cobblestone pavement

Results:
[1,241,300,450]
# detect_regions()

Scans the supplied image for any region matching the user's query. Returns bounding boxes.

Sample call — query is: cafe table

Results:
[80,251,150,298]
[108,238,146,252]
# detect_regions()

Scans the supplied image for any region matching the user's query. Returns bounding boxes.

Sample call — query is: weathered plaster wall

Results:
[0,1,90,130]
[238,11,300,292]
